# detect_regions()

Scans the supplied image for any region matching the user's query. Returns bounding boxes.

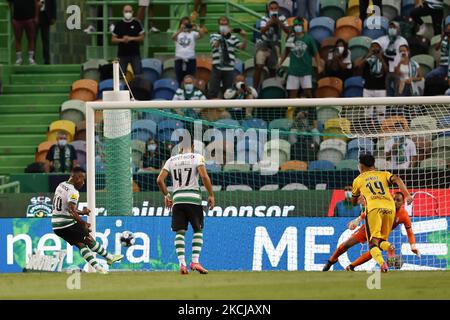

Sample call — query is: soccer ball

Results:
[120,231,135,247]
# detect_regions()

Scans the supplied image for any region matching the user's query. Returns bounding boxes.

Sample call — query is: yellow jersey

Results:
[352,170,395,212]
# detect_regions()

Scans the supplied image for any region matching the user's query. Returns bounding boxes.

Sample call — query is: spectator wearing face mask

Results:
[376,21,409,96]
[208,16,247,98]
[142,138,163,171]
[395,45,424,96]
[112,5,145,76]
[172,75,206,118]
[278,17,322,99]
[385,128,418,169]
[46,132,78,173]
[172,16,206,86]
[355,39,389,126]
[253,1,290,90]
[325,38,352,80]
[224,74,258,120]
[334,186,363,217]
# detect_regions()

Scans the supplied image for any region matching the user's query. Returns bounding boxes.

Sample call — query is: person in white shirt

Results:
[172,75,206,118]
[172,16,206,85]
[385,135,418,169]
[376,21,409,96]
[224,74,258,119]
[394,45,424,96]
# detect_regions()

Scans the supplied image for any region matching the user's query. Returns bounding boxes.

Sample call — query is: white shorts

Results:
[139,0,150,6]
[286,75,312,90]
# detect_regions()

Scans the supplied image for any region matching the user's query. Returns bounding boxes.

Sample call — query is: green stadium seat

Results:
[263,139,291,166]
[131,139,146,169]
[336,159,358,170]
[60,100,86,126]
[161,58,176,80]
[349,36,372,63]
[420,158,447,169]
[320,0,346,21]
[411,54,435,76]
[429,35,441,62]
[260,78,287,99]
[268,118,292,130]
[382,0,401,21]
[317,106,342,125]
[223,162,251,172]
[411,115,438,131]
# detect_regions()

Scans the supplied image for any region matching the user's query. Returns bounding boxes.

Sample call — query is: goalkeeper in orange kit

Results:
[323,191,421,271]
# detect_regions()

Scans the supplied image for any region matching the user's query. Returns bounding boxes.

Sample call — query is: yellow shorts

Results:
[365,207,395,241]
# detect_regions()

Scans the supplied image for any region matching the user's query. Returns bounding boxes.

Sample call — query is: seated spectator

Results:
[172,16,205,85]
[355,39,388,126]
[395,45,423,96]
[291,110,320,146]
[172,75,206,118]
[224,74,258,120]
[377,21,409,96]
[410,0,443,37]
[425,20,450,94]
[8,0,39,65]
[208,16,247,99]
[46,132,78,173]
[111,5,144,76]
[334,186,363,217]
[142,138,163,171]
[385,132,418,169]
[279,17,322,99]
[325,38,352,80]
[254,1,290,90]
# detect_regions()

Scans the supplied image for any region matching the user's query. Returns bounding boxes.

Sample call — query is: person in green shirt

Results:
[279,17,322,99]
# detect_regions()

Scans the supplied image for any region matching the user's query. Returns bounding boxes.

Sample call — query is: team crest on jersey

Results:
[178,34,192,48]
[291,39,308,58]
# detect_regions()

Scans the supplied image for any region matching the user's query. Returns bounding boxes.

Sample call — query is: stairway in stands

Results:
[0,65,80,174]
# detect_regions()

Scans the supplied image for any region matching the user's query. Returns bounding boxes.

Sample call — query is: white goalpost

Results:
[85,61,450,271]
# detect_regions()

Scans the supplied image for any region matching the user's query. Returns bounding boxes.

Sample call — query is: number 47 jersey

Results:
[352,170,396,213]
[163,153,205,206]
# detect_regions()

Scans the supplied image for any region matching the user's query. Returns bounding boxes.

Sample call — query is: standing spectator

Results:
[325,38,352,80]
[376,21,409,96]
[191,0,207,30]
[334,186,363,217]
[355,39,389,125]
[278,17,322,99]
[395,45,424,96]
[385,133,418,169]
[208,16,247,99]
[425,20,450,89]
[37,0,56,65]
[8,0,39,65]
[359,0,383,22]
[172,16,206,85]
[410,0,444,36]
[112,5,144,76]
[294,0,317,21]
[46,132,78,173]
[224,74,258,119]
[137,0,160,33]
[172,75,206,118]
[253,1,290,90]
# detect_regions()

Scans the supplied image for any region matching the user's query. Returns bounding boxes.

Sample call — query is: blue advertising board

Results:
[0,217,448,273]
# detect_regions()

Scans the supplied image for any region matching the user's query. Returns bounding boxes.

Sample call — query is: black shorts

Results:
[54,223,89,245]
[171,203,204,232]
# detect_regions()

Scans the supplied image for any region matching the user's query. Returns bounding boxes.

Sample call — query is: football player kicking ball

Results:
[325,154,413,272]
[323,191,420,271]
[157,139,215,275]
[52,167,123,274]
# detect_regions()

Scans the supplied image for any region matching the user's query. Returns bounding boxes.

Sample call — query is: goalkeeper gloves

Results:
[348,216,362,230]
[411,244,421,258]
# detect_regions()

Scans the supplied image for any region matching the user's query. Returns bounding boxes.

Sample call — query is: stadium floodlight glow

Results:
[85,61,450,271]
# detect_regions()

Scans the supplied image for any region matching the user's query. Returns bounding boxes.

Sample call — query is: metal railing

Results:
[0,2,13,65]
[0,176,20,193]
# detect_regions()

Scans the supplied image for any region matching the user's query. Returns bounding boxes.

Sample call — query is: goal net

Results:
[86,94,450,271]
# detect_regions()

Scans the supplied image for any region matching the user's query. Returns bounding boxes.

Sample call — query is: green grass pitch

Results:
[1,271,449,300]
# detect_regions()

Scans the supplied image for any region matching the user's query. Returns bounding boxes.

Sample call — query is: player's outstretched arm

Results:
[157,169,173,208]
[198,165,214,210]
[69,203,90,231]
[391,175,413,204]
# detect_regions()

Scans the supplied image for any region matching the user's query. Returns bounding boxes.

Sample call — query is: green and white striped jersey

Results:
[163,153,205,205]
[51,181,79,230]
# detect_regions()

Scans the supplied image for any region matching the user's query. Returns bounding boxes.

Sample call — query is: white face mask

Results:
[147,144,157,152]
[219,25,229,34]
[294,25,303,33]
[58,139,67,147]
[345,191,352,199]
[184,84,194,93]
[269,10,278,17]
[388,28,397,37]
[124,12,133,21]
[337,46,345,54]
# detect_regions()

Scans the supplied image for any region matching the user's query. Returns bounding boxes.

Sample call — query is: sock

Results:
[88,240,113,260]
[192,231,204,263]
[330,244,348,262]
[350,251,373,268]
[175,231,186,266]
[28,51,34,59]
[16,52,22,60]
[80,247,101,270]
[379,241,392,251]
[369,246,385,267]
